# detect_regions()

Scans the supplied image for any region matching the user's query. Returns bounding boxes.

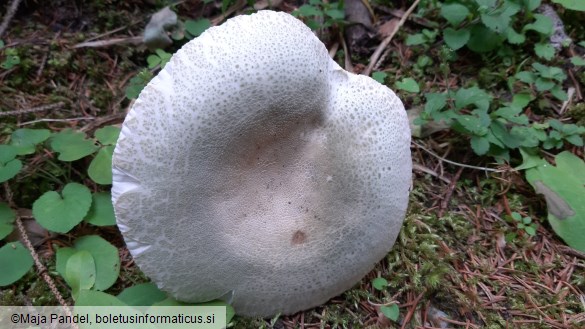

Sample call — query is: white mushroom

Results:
[112,10,411,317]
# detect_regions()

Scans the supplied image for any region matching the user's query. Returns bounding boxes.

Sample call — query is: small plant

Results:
[292,0,345,30]
[438,0,553,54]
[146,49,172,69]
[510,212,537,236]
[0,41,20,69]
[513,62,568,101]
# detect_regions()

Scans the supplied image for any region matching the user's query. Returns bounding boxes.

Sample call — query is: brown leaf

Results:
[378,19,400,39]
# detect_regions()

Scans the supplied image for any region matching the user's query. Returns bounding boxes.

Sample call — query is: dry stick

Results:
[363,0,420,76]
[3,182,77,329]
[413,141,504,172]
[438,152,469,217]
[0,0,22,38]
[0,102,65,118]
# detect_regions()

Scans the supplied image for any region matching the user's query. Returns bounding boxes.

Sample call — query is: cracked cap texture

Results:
[112,10,412,317]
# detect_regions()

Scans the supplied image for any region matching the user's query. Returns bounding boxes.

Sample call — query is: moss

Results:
[568,102,585,127]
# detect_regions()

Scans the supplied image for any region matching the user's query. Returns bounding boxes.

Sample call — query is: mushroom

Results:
[112,10,411,317]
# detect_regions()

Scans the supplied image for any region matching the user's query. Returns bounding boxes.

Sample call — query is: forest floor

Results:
[0,0,584,328]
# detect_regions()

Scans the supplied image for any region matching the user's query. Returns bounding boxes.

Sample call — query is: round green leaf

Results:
[95,126,121,145]
[395,78,420,93]
[117,283,167,306]
[74,235,120,291]
[470,135,490,155]
[32,183,92,233]
[371,72,388,84]
[372,277,388,291]
[10,129,51,155]
[443,27,470,50]
[440,3,469,26]
[0,145,22,183]
[56,247,76,279]
[526,151,585,252]
[84,192,116,226]
[0,242,34,286]
[66,250,96,294]
[380,304,399,321]
[551,0,585,12]
[467,25,504,53]
[534,43,555,60]
[76,290,127,306]
[88,146,115,185]
[184,19,211,38]
[0,202,16,240]
[50,129,99,161]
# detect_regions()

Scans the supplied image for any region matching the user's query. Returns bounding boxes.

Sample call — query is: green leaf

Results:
[0,242,34,286]
[440,3,469,26]
[32,183,92,233]
[371,72,388,83]
[0,202,15,240]
[443,28,470,50]
[74,235,120,291]
[146,54,161,69]
[481,12,511,33]
[550,85,568,101]
[380,304,399,321]
[571,56,585,66]
[565,134,583,146]
[50,129,99,161]
[506,27,525,44]
[117,283,167,306]
[524,0,541,11]
[515,71,536,84]
[454,86,491,111]
[125,70,153,100]
[293,5,323,17]
[76,290,127,306]
[424,93,447,115]
[511,93,532,109]
[372,277,388,290]
[524,225,537,236]
[470,135,490,155]
[88,145,115,185]
[56,247,76,279]
[523,14,553,35]
[0,145,22,183]
[534,43,555,60]
[95,126,120,145]
[395,78,420,93]
[405,33,427,46]
[10,129,51,155]
[467,25,504,53]
[184,19,211,38]
[551,0,585,11]
[325,8,345,20]
[534,78,554,91]
[65,250,96,296]
[525,151,585,252]
[84,192,116,226]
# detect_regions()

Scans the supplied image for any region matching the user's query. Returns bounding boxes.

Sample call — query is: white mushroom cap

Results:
[112,10,411,317]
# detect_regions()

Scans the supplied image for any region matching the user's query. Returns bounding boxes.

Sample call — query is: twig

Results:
[363,0,420,76]
[340,32,353,72]
[72,36,142,48]
[0,0,22,38]
[19,116,95,126]
[412,141,504,172]
[439,152,469,217]
[3,183,76,328]
[0,101,65,118]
